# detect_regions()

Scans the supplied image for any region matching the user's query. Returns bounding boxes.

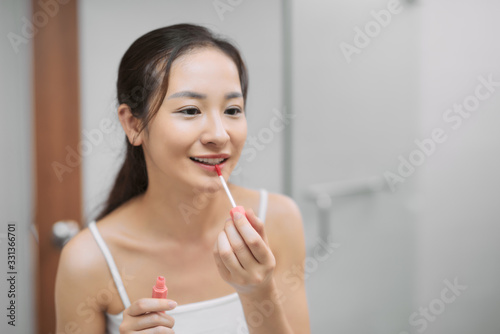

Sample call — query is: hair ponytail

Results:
[96,142,147,220]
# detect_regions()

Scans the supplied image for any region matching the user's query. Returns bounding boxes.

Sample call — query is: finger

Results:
[213,237,231,278]
[230,207,267,242]
[217,230,245,275]
[231,210,270,264]
[224,219,256,269]
[129,311,175,331]
[141,327,175,334]
[127,298,177,317]
[246,208,268,242]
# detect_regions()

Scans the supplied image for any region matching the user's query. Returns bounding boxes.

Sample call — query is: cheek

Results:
[149,119,194,156]
[233,123,247,148]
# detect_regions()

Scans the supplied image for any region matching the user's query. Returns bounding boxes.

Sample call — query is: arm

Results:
[55,230,107,333]
[265,194,310,333]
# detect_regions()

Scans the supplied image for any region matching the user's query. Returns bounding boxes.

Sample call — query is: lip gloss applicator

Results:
[215,164,247,220]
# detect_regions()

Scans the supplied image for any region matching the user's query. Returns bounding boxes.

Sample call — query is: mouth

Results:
[189,157,229,166]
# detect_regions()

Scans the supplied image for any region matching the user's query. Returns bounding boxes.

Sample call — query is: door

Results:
[32,0,82,333]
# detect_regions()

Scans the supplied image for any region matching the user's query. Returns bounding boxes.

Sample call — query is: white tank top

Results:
[88,189,268,334]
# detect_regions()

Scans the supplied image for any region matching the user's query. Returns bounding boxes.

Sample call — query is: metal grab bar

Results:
[304,176,389,242]
[305,176,387,202]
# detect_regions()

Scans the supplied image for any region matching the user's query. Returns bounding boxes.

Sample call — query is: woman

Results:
[55,23,310,333]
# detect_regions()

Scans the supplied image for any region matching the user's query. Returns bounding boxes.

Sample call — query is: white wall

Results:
[0,0,35,333]
[78,0,284,221]
[417,1,500,333]
[290,0,420,332]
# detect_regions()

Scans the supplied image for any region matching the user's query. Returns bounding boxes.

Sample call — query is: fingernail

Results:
[168,301,177,309]
[233,212,242,220]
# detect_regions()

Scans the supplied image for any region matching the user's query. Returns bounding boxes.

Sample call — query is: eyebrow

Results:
[224,92,243,99]
[167,90,243,100]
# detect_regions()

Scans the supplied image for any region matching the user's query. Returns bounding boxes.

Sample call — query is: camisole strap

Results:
[88,221,131,309]
[258,189,268,223]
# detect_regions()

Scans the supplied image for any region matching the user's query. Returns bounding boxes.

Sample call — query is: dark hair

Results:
[96,24,249,220]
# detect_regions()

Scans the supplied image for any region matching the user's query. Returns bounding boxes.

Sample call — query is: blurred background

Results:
[1,0,499,333]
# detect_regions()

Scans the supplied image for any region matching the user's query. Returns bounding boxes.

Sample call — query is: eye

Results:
[179,108,200,116]
[225,107,242,116]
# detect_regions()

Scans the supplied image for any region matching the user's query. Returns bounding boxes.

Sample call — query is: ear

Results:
[118,104,144,146]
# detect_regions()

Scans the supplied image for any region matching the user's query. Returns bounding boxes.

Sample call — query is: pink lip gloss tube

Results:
[152,276,168,299]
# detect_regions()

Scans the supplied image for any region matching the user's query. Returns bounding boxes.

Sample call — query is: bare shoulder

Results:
[266,192,303,230]
[57,227,108,292]
[264,192,306,258]
[55,226,111,329]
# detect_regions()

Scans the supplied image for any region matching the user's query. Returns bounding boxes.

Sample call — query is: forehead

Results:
[167,47,241,92]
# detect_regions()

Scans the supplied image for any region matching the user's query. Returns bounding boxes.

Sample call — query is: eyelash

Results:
[178,107,243,116]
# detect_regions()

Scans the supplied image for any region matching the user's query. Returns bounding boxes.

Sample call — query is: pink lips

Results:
[191,154,230,159]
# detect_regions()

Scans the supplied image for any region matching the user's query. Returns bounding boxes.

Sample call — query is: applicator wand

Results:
[215,164,247,219]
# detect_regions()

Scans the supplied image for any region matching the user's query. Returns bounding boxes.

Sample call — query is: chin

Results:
[189,174,223,194]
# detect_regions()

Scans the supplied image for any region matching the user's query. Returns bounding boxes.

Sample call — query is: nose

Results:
[200,111,230,146]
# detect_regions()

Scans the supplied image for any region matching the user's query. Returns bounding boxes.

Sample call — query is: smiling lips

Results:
[190,157,227,165]
[189,154,229,174]
[190,154,230,166]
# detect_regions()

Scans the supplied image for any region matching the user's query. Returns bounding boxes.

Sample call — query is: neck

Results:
[133,177,235,242]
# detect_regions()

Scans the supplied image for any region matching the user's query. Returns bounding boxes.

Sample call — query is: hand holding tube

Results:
[119,276,176,333]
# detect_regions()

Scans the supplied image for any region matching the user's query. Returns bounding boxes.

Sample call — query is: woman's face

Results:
[141,47,247,191]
